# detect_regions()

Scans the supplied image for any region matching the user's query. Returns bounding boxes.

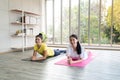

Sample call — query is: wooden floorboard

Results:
[0,50,120,80]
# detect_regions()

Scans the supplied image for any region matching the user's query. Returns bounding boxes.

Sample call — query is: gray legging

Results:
[54,49,66,56]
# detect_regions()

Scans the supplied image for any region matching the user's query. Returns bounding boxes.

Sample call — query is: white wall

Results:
[0,0,42,53]
[0,0,10,52]
[41,0,45,32]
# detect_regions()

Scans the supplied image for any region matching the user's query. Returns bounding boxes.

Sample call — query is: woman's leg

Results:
[59,50,66,53]
[54,49,61,56]
[54,49,66,56]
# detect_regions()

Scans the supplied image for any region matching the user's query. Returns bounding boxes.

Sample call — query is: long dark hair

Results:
[70,34,81,55]
[36,33,43,40]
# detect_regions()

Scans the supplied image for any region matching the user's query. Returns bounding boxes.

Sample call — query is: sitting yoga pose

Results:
[66,34,88,64]
[31,33,66,61]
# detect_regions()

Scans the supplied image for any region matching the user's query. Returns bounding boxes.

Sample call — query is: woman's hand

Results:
[32,56,37,61]
[67,56,73,65]
[31,50,47,61]
[67,56,83,65]
[31,50,37,61]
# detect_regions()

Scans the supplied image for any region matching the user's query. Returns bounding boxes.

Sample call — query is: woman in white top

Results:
[67,34,88,64]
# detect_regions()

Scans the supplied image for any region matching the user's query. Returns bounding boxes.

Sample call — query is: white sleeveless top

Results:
[67,44,88,60]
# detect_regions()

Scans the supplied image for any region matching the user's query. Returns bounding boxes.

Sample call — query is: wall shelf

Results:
[11,34,35,37]
[10,9,40,52]
[11,22,39,26]
[11,9,41,16]
[11,22,22,25]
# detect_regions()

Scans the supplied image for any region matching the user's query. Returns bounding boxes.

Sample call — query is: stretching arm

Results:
[32,50,48,61]
[36,50,48,60]
[67,55,83,64]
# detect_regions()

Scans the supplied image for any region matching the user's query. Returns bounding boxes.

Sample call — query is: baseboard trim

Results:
[0,47,33,54]
[48,44,120,51]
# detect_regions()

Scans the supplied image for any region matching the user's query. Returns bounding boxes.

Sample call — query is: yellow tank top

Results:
[34,43,54,56]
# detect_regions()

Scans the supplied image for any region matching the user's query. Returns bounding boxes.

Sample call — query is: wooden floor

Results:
[0,49,120,80]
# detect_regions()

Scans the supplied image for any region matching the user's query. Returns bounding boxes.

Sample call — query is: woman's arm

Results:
[67,56,83,65]
[31,50,37,60]
[70,58,82,64]
[32,50,48,61]
[37,50,48,60]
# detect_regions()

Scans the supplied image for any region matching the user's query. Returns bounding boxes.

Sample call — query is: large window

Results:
[54,0,61,44]
[101,0,112,46]
[46,0,53,44]
[80,0,89,44]
[71,0,79,35]
[90,0,99,45]
[45,0,120,47]
[62,0,69,44]
[111,0,120,46]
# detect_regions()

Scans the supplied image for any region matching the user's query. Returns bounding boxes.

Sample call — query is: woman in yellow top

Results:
[32,33,66,61]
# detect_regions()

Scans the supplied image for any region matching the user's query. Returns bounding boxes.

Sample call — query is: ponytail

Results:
[76,41,81,55]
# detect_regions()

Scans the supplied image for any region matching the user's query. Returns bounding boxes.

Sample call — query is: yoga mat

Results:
[21,56,54,63]
[55,51,95,67]
[21,54,65,62]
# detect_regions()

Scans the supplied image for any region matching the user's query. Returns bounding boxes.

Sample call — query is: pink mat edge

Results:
[55,51,96,67]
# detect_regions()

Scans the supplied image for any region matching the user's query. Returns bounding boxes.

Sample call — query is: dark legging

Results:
[54,49,66,56]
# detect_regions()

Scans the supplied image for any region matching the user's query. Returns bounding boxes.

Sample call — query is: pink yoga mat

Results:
[55,51,95,67]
